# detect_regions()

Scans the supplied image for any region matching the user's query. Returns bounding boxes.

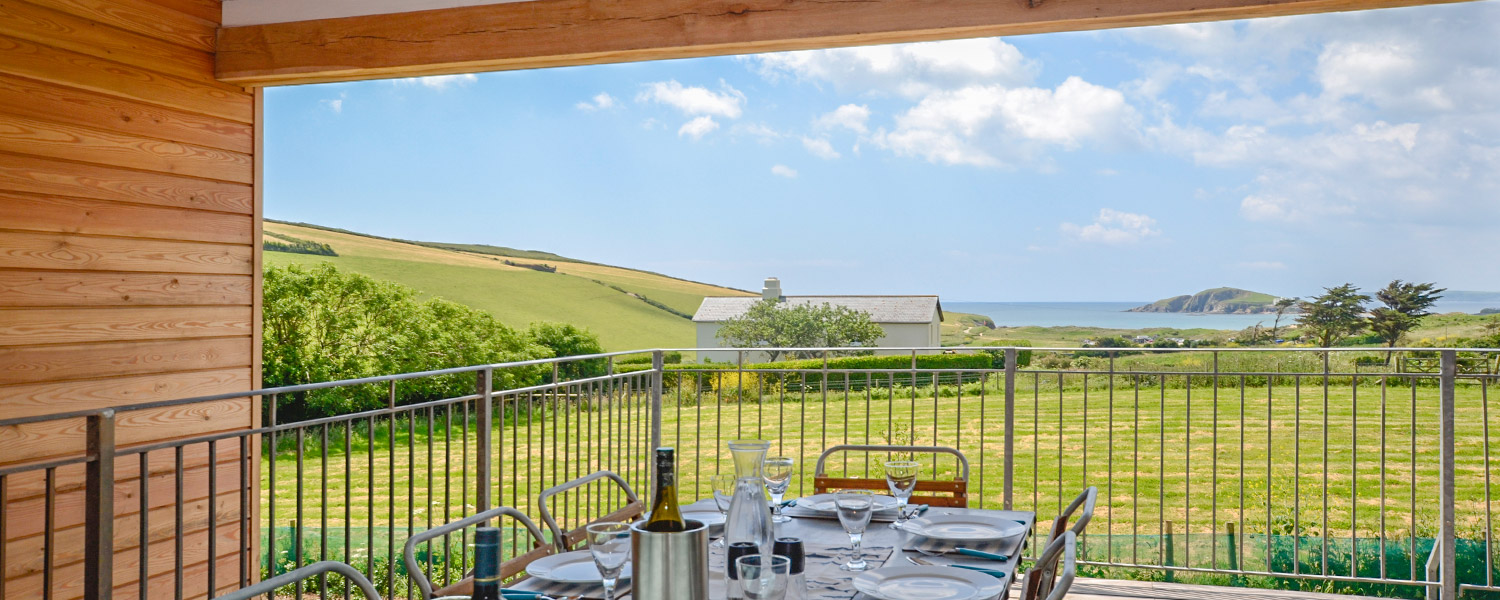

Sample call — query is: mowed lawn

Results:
[263,377,1500,552]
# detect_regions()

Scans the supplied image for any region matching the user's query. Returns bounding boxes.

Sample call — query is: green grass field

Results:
[263,222,752,349]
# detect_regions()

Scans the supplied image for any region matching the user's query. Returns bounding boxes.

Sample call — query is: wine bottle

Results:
[642,447,686,532]
[472,526,501,600]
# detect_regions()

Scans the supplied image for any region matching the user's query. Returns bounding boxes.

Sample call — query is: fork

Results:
[905,555,1008,578]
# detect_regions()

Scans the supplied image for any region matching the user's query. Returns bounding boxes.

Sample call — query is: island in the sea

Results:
[1127,287,1289,314]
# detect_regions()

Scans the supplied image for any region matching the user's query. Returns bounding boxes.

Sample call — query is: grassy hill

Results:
[261,222,753,350]
[1128,287,1282,314]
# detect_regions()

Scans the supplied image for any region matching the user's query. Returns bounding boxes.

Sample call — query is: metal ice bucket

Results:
[630,519,709,600]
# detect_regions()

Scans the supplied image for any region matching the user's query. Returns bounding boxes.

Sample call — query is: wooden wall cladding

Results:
[0,0,258,598]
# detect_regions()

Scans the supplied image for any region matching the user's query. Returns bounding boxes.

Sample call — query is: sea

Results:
[945,300,1500,331]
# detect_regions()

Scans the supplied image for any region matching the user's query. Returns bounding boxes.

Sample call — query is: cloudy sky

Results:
[264,1,1499,301]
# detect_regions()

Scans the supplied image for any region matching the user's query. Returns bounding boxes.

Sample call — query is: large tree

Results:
[1369,280,1445,359]
[1296,284,1371,349]
[1270,297,1298,343]
[715,299,884,361]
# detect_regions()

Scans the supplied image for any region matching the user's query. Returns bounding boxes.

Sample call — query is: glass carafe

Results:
[724,440,775,558]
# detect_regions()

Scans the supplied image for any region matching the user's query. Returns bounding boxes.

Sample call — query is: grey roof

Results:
[692,296,942,324]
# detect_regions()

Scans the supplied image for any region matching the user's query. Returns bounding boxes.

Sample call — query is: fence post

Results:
[85,410,115,600]
[651,350,664,453]
[1004,348,1017,511]
[1440,349,1457,600]
[476,368,493,514]
[1165,521,1175,582]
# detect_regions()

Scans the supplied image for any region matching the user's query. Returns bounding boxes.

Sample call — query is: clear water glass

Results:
[585,521,632,600]
[736,554,791,600]
[764,457,795,523]
[834,490,875,571]
[711,473,737,548]
[883,460,920,529]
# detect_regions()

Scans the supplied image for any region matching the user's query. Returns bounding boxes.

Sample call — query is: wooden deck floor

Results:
[1044,579,1385,600]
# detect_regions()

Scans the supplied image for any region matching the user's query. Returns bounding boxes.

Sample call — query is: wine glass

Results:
[585,521,632,600]
[763,457,795,523]
[736,554,791,600]
[883,460,920,529]
[834,490,875,571]
[710,473,737,548]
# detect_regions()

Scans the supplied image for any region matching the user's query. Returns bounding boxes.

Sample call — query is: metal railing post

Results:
[651,350,664,453]
[85,409,115,600]
[1004,347,1017,510]
[1440,349,1458,600]
[476,368,493,513]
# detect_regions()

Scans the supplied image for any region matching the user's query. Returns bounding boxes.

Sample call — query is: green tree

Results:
[1296,284,1371,349]
[1369,280,1445,361]
[528,322,607,381]
[1270,297,1298,343]
[715,299,884,361]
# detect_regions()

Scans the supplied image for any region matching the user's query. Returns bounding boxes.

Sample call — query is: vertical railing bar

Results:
[1133,374,1140,566]
[85,410,115,600]
[1440,350,1458,600]
[367,416,375,583]
[175,445,185,600]
[426,406,434,589]
[1004,348,1017,510]
[1160,377,1167,567]
[242,433,251,589]
[407,407,416,600]
[1107,352,1115,565]
[295,427,304,600]
[653,350,665,468]
[477,369,493,514]
[388,406,397,597]
[267,395,279,600]
[1084,371,1091,561]
[142,451,152,600]
[0,474,7,600]
[1183,373,1190,569]
[45,466,55,600]
[1267,373,1274,573]
[1239,374,1245,569]
[319,425,328,600]
[1212,351,1219,571]
[1323,352,1331,576]
[210,438,220,598]
[866,370,873,478]
[1410,375,1418,583]
[1484,378,1494,588]
[345,419,353,600]
[738,350,746,439]
[1034,373,1039,523]
[798,372,806,497]
[1058,371,1064,522]
[1351,373,1359,579]
[1294,375,1302,576]
[1381,374,1389,581]
[979,371,987,510]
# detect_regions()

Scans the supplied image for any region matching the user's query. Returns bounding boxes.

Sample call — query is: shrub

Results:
[526,322,605,382]
[263,231,337,256]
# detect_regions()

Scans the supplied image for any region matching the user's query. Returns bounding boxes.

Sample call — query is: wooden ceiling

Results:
[216,0,1477,87]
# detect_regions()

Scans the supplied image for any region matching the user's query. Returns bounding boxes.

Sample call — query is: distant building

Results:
[692,278,943,363]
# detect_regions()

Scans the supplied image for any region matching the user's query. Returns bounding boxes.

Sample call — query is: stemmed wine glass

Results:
[737,554,792,600]
[834,490,875,571]
[883,460,920,529]
[763,457,795,523]
[585,521,632,600]
[710,473,737,548]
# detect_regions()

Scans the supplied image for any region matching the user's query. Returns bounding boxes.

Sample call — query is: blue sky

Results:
[264,2,1499,302]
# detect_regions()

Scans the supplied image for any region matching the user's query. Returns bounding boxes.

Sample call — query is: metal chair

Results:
[403,505,553,599]
[214,561,381,600]
[813,444,970,507]
[538,470,644,552]
[1020,530,1077,600]
[1043,486,1097,545]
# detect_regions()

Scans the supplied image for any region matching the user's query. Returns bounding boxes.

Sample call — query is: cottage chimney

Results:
[762,277,782,301]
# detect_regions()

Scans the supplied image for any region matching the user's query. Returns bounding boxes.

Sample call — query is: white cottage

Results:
[692,278,943,363]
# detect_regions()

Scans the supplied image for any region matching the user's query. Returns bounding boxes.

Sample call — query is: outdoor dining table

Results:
[506,498,1037,600]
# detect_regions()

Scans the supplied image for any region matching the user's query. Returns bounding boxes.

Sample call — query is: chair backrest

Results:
[812,444,970,507]
[538,470,644,552]
[1046,486,1097,545]
[1020,530,1077,600]
[403,505,553,599]
[214,561,381,600]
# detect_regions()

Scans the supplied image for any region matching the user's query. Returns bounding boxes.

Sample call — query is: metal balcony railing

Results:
[1,347,1495,600]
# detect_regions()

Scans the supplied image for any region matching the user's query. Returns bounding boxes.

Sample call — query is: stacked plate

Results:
[853,566,1006,600]
[795,493,900,515]
[524,551,632,583]
[900,513,1028,543]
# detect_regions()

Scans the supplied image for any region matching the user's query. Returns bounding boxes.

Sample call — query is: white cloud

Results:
[678,116,720,140]
[394,74,477,90]
[638,80,745,118]
[771,164,798,178]
[732,123,784,143]
[750,38,1033,98]
[576,92,617,111]
[1060,209,1160,244]
[320,97,343,113]
[815,104,872,133]
[801,137,841,159]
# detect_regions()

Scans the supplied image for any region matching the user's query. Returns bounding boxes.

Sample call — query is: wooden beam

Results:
[216,0,1475,86]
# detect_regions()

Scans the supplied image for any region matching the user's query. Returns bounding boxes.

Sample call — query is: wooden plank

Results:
[0,113,252,184]
[0,337,250,384]
[0,231,253,274]
[0,0,215,81]
[0,33,250,122]
[0,368,251,419]
[0,397,252,464]
[0,152,251,214]
[215,0,1476,86]
[25,0,216,52]
[0,192,254,243]
[0,272,251,309]
[144,0,218,25]
[0,306,252,346]
[0,73,251,153]
[7,534,242,600]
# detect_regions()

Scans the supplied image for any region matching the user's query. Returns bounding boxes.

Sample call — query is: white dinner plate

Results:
[901,514,1027,543]
[798,493,899,513]
[681,509,726,527]
[852,566,1006,600]
[524,550,632,583]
